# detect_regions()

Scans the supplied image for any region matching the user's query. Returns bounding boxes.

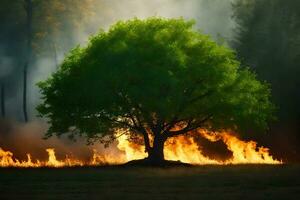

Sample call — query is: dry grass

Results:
[0,165,299,200]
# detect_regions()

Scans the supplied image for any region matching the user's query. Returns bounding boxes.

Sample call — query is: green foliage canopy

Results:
[38,18,274,143]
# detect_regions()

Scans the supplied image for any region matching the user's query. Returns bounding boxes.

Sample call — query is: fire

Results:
[164,135,220,164]
[117,134,147,161]
[189,130,281,164]
[0,130,282,167]
[116,130,282,165]
[200,131,281,164]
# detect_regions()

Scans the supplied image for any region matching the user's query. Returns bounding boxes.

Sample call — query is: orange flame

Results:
[0,130,282,167]
[116,130,282,165]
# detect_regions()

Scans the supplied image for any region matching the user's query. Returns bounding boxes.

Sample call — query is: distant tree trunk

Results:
[23,65,28,122]
[146,134,167,163]
[23,0,33,122]
[1,84,5,118]
[52,41,59,69]
[47,25,59,69]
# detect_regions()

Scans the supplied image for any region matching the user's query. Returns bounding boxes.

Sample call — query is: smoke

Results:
[0,120,123,161]
[0,53,13,79]
[83,0,235,39]
[197,136,233,161]
[28,57,58,118]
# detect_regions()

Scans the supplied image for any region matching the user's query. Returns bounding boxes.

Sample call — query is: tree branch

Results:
[164,88,212,132]
[188,90,213,104]
[167,115,212,137]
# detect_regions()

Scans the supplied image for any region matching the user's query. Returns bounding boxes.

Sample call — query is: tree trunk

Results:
[1,83,5,118]
[23,0,33,122]
[147,135,166,164]
[23,65,28,122]
[53,41,59,69]
[48,34,59,69]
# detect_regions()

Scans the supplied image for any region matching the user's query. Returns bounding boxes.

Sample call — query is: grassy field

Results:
[0,165,300,200]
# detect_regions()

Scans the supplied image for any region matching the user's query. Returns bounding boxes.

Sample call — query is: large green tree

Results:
[38,18,274,163]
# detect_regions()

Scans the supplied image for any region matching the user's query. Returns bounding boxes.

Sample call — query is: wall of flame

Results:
[0,129,282,167]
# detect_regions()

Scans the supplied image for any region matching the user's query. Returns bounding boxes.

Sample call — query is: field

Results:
[0,165,300,200]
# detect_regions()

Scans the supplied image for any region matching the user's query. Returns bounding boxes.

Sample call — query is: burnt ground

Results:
[0,165,300,200]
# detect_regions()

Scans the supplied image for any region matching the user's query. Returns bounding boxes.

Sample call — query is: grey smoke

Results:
[84,0,235,39]
[0,121,123,161]
[0,54,13,79]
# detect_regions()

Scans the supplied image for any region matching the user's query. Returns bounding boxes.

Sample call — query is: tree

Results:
[0,0,27,121]
[23,0,33,122]
[38,18,274,163]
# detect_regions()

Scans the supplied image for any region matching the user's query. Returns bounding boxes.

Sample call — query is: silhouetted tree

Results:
[38,18,274,163]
